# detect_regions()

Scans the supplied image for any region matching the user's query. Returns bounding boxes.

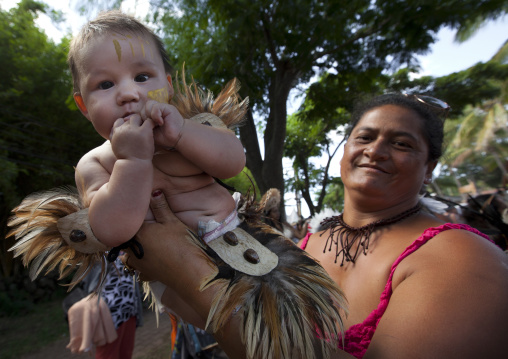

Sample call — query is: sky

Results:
[2,0,507,218]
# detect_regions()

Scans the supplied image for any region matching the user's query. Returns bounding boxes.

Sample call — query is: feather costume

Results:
[7,76,347,359]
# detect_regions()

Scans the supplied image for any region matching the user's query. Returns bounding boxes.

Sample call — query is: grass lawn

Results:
[0,298,69,359]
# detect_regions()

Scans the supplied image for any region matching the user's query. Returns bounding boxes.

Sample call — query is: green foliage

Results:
[387,62,508,117]
[0,1,103,278]
[148,0,507,215]
[0,287,34,316]
[222,167,261,200]
[322,178,345,213]
[454,2,508,43]
[284,112,345,215]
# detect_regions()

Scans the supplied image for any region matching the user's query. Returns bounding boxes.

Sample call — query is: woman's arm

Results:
[125,191,247,357]
[366,230,508,358]
[125,191,353,359]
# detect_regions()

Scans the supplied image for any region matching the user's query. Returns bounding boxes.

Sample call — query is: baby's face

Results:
[75,33,173,140]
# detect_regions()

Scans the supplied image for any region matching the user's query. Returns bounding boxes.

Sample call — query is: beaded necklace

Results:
[320,203,422,266]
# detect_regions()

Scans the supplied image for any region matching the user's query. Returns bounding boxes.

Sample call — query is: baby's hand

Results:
[141,100,185,149]
[110,114,155,160]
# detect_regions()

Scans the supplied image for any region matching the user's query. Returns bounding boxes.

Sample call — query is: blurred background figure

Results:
[260,188,309,243]
[65,254,144,359]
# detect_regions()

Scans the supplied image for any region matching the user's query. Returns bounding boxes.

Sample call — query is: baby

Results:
[68,10,245,251]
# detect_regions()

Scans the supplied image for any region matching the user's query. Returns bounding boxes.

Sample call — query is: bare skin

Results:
[73,33,245,247]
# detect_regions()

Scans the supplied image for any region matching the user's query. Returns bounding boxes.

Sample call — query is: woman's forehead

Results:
[357,105,425,131]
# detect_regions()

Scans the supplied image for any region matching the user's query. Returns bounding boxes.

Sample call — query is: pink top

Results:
[300,223,491,358]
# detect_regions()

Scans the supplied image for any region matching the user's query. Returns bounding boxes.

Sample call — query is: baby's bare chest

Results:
[99,146,209,195]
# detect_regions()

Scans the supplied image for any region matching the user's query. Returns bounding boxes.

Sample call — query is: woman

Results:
[125,94,508,358]
[299,93,508,357]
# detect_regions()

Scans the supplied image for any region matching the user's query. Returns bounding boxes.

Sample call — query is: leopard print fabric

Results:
[101,257,138,329]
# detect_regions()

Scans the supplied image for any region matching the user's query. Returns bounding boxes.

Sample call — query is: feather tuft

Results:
[195,196,347,359]
[6,187,105,290]
[172,66,248,130]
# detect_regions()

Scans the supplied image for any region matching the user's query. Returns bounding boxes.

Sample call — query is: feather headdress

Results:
[172,67,248,129]
[259,188,281,214]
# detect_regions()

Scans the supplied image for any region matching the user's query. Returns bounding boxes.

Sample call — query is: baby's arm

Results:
[143,101,245,179]
[76,115,156,248]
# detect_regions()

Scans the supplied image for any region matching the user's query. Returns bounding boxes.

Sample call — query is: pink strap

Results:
[300,232,312,250]
[339,223,490,358]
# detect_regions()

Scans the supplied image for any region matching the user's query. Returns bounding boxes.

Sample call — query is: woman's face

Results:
[340,104,436,204]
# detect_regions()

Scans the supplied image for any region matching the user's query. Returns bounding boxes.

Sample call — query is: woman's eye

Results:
[356,135,371,142]
[135,74,149,82]
[394,141,411,148]
[98,81,113,90]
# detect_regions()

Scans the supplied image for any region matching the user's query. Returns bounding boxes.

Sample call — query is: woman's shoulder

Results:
[424,223,504,260]
[393,222,508,296]
[378,224,508,357]
[406,223,506,271]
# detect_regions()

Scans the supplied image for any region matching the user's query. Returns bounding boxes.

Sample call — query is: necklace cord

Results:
[321,203,422,266]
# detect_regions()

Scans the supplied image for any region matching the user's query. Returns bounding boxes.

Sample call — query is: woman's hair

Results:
[67,10,173,92]
[346,93,445,162]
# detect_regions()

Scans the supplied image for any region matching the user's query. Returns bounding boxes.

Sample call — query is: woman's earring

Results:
[424,177,432,184]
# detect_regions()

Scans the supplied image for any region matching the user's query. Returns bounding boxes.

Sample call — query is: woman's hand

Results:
[122,191,217,318]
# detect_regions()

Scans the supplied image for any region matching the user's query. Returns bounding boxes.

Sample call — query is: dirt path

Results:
[20,307,173,359]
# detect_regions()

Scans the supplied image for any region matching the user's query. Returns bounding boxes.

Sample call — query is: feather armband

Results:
[185,198,348,359]
[7,187,109,289]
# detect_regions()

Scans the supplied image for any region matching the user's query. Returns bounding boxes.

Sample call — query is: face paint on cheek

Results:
[148,88,171,104]
[113,39,122,62]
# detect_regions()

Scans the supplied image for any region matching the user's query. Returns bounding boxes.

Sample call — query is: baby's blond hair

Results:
[67,9,172,92]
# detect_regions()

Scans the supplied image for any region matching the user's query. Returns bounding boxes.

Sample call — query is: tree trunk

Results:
[240,67,299,219]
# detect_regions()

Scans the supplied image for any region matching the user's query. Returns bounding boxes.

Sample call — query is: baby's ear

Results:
[73,93,89,117]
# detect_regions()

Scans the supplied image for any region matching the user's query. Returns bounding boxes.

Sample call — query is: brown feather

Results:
[193,195,347,359]
[172,66,248,129]
[6,187,106,290]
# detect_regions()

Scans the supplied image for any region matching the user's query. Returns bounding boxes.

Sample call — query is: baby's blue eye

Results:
[99,81,113,90]
[135,74,149,82]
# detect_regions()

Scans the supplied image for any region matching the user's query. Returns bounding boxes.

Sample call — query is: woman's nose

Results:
[117,81,140,105]
[364,140,389,160]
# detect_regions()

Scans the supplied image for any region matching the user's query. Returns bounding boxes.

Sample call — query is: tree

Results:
[148,0,507,217]
[0,0,103,278]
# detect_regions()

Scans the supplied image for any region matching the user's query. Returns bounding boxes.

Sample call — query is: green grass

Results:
[0,298,69,359]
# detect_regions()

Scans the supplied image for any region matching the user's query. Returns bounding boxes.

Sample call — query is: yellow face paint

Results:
[113,39,122,62]
[148,88,170,104]
[138,36,146,58]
